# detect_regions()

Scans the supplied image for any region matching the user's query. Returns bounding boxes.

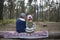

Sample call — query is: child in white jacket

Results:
[26,15,36,33]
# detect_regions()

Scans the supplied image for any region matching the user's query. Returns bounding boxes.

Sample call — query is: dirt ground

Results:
[0,22,60,32]
[0,22,60,40]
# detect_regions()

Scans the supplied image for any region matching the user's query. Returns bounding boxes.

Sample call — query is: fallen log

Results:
[48,32,60,39]
[0,31,60,39]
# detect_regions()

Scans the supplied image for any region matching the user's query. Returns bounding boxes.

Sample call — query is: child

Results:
[16,13,26,33]
[26,15,36,33]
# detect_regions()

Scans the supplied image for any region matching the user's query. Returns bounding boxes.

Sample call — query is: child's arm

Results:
[32,23,36,30]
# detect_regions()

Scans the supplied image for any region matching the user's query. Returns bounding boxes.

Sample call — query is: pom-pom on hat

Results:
[27,15,32,20]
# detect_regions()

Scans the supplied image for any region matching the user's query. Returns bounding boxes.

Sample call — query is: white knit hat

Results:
[27,15,32,20]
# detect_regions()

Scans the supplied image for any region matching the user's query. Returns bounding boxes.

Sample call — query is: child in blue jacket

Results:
[16,13,26,33]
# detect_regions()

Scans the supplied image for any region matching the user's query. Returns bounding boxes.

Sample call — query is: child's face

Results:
[27,16,33,22]
[28,20,32,22]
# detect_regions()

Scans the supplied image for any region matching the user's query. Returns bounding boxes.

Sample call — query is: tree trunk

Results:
[20,1,25,13]
[8,0,14,19]
[0,0,4,20]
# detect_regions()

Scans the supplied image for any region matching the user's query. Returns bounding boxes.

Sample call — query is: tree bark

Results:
[0,0,4,20]
[20,1,25,13]
[8,0,14,19]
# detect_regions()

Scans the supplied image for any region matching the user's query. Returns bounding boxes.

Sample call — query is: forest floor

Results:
[0,22,60,40]
[0,22,60,32]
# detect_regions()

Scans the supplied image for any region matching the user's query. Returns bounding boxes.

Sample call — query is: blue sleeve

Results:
[16,19,26,33]
[16,20,20,32]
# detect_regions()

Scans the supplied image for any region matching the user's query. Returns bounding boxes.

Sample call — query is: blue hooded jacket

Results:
[16,18,26,33]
